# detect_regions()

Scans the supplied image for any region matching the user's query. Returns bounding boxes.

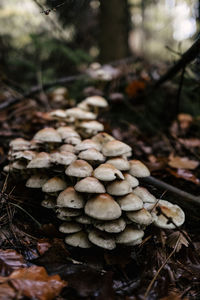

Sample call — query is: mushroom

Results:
[57,187,85,209]
[65,160,93,178]
[42,177,67,193]
[57,126,80,140]
[94,217,126,233]
[129,160,150,177]
[117,193,143,211]
[106,157,130,171]
[9,138,31,151]
[85,95,108,114]
[41,197,56,209]
[126,208,153,226]
[75,139,101,152]
[133,187,157,203]
[65,231,92,248]
[78,148,105,163]
[93,163,124,181]
[78,121,104,138]
[102,140,132,157]
[26,174,49,188]
[59,222,82,234]
[57,207,82,218]
[116,225,144,245]
[33,128,62,143]
[88,229,116,250]
[27,152,51,169]
[123,173,139,188]
[50,151,76,166]
[107,180,132,196]
[74,177,106,193]
[91,132,115,146]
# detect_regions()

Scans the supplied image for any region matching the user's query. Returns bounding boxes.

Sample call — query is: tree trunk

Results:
[99,0,130,63]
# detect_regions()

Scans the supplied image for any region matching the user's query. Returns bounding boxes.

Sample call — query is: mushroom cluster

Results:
[5,95,185,250]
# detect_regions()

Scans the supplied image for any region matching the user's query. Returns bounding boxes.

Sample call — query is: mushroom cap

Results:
[9,138,30,151]
[65,160,93,178]
[133,187,157,203]
[106,157,130,171]
[107,180,132,196]
[75,177,106,193]
[117,193,143,211]
[88,229,116,250]
[78,148,105,162]
[57,207,82,218]
[12,150,36,161]
[65,231,92,248]
[91,132,115,145]
[50,109,66,118]
[153,199,185,229]
[75,215,93,225]
[59,144,75,153]
[116,226,144,244]
[65,108,96,120]
[93,163,124,181]
[42,177,67,193]
[12,161,27,170]
[77,100,90,111]
[127,208,153,225]
[27,152,51,169]
[84,193,121,220]
[57,187,84,209]
[50,151,76,165]
[129,160,150,177]
[41,198,56,209]
[78,121,104,132]
[123,173,139,188]
[75,139,101,152]
[26,174,49,188]
[33,128,62,143]
[59,222,82,234]
[64,136,81,146]
[125,238,143,246]
[85,96,108,108]
[102,140,132,157]
[94,217,126,233]
[57,126,80,139]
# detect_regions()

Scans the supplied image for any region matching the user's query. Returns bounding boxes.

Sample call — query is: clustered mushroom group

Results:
[5,95,185,250]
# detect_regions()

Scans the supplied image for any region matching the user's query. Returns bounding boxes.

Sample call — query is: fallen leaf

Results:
[167,168,200,185]
[0,250,26,276]
[178,138,200,148]
[168,156,199,170]
[166,231,190,252]
[126,80,146,98]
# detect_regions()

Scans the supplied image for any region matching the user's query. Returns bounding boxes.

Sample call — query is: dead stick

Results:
[140,176,200,206]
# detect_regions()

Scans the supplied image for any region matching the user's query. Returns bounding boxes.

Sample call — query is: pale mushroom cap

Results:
[75,215,93,225]
[88,230,116,250]
[84,193,121,220]
[57,207,82,218]
[59,222,82,234]
[26,174,49,188]
[123,173,139,188]
[93,163,124,181]
[42,177,67,193]
[78,148,105,162]
[129,160,150,177]
[57,187,85,209]
[75,177,106,193]
[127,208,153,225]
[65,160,93,178]
[102,140,132,157]
[116,226,144,244]
[50,109,66,118]
[75,139,101,152]
[50,151,76,165]
[117,193,143,211]
[27,152,51,169]
[41,198,56,209]
[57,126,80,139]
[91,132,115,145]
[12,150,36,161]
[78,121,104,132]
[85,96,108,108]
[107,180,132,196]
[34,128,62,143]
[59,144,75,153]
[106,157,130,171]
[94,217,126,233]
[65,108,96,120]
[77,100,90,111]
[153,199,185,229]
[65,231,92,248]
[9,138,30,151]
[133,187,157,203]
[51,87,68,96]
[64,136,81,146]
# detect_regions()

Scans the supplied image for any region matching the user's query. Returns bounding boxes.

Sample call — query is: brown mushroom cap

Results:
[57,126,80,140]
[50,151,77,165]
[94,217,126,233]
[65,160,93,178]
[75,139,101,152]
[102,140,132,157]
[123,173,139,188]
[57,187,84,209]
[117,193,143,211]
[78,148,105,162]
[91,132,115,145]
[88,229,116,250]
[85,193,121,220]
[93,163,124,181]
[129,160,150,177]
[116,225,144,244]
[65,231,92,248]
[106,180,132,196]
[34,128,62,143]
[59,144,75,153]
[133,187,157,203]
[42,177,67,193]
[27,152,51,169]
[126,208,153,225]
[59,222,82,234]
[26,174,49,188]
[75,177,106,193]
[106,157,130,171]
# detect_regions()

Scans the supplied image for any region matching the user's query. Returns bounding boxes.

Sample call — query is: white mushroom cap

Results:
[127,208,153,225]
[85,96,108,108]
[50,109,66,119]
[77,100,90,111]
[94,217,126,233]
[26,174,49,188]
[93,163,124,181]
[85,193,121,221]
[75,215,93,225]
[34,128,62,143]
[133,187,157,203]
[59,222,82,234]
[41,197,56,209]
[75,139,101,152]
[65,231,92,248]
[107,180,132,196]
[125,239,143,246]
[50,151,76,166]
[57,207,82,218]
[78,121,104,132]
[64,136,81,146]
[129,160,150,177]
[11,151,36,161]
[27,152,51,169]
[65,160,93,178]
[65,108,96,120]
[78,148,105,162]
[57,126,80,140]
[9,138,30,151]
[153,199,185,229]
[59,144,75,153]
[117,193,143,211]
[42,177,67,193]
[74,177,106,193]
[123,173,139,188]
[106,157,130,171]
[91,132,115,145]
[116,226,144,244]
[88,230,116,250]
[57,187,84,209]
[102,140,132,157]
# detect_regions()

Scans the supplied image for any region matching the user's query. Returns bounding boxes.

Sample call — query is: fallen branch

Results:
[139,176,200,206]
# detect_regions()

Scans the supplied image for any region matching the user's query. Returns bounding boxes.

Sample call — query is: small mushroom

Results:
[107,180,132,196]
[42,177,67,193]
[74,177,106,193]
[106,157,130,171]
[102,140,132,157]
[75,139,101,152]
[127,208,153,226]
[93,163,124,181]
[117,193,143,211]
[88,229,116,250]
[65,231,92,248]
[94,217,126,233]
[123,173,139,188]
[26,174,49,188]
[50,151,76,166]
[57,187,84,209]
[27,152,51,169]
[129,160,150,177]
[59,222,82,234]
[133,187,157,203]
[34,128,62,143]
[78,148,105,163]
[116,225,144,245]
[65,160,93,178]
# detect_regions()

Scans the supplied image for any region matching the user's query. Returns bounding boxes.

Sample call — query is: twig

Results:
[139,176,200,206]
[10,203,42,228]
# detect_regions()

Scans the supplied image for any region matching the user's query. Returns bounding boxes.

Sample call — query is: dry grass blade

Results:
[167,231,190,252]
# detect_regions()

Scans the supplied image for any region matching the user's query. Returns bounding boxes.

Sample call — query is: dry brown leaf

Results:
[160,291,189,300]
[167,168,200,185]
[168,155,199,170]
[0,249,26,276]
[166,231,190,253]
[0,266,67,300]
